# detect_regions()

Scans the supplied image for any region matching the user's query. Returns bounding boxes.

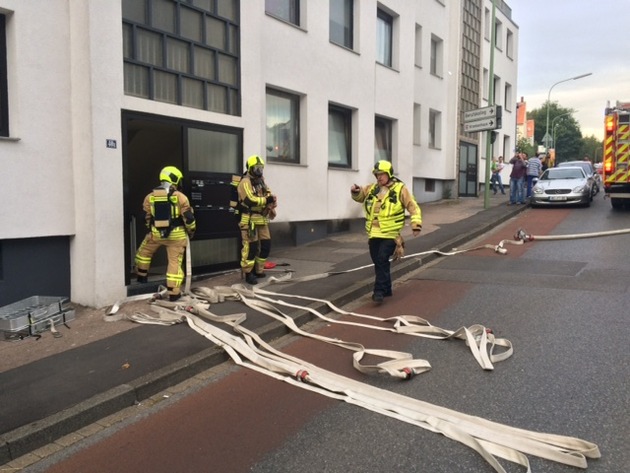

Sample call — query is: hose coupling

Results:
[295,369,309,382]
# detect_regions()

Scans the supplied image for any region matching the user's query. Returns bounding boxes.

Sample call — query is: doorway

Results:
[458,141,478,197]
[122,112,243,287]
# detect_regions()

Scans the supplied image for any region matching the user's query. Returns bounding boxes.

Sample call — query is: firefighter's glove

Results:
[393,235,405,261]
[412,226,422,237]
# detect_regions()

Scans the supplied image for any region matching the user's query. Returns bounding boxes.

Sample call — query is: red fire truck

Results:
[603,101,630,209]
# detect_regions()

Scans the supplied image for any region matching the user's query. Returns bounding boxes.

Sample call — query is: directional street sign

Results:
[463,105,502,133]
[464,106,498,122]
[464,118,498,132]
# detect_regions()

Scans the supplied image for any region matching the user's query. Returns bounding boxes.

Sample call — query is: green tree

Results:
[580,135,603,163]
[515,136,535,157]
[527,101,582,163]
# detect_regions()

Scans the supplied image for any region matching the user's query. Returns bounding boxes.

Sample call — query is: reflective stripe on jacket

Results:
[237,174,273,226]
[352,179,422,239]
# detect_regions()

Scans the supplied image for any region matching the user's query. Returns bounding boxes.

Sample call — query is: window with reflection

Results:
[376,9,392,67]
[330,0,353,49]
[266,88,300,164]
[375,116,392,162]
[429,109,441,149]
[265,0,300,26]
[329,105,352,168]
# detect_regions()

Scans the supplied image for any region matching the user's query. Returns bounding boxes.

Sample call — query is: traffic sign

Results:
[463,118,498,132]
[463,105,502,132]
[464,106,500,123]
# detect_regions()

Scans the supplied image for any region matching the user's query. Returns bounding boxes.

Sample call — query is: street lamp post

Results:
[544,73,592,151]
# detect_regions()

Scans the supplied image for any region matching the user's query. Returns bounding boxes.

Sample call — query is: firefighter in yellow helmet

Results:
[351,160,422,303]
[134,166,196,301]
[237,155,277,285]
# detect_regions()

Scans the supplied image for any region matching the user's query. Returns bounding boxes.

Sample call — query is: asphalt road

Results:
[24,197,630,473]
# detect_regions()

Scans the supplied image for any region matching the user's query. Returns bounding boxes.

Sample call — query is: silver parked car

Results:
[557,160,601,195]
[530,166,593,207]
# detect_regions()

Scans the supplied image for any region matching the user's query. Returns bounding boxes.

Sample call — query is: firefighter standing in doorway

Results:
[351,160,422,303]
[135,166,196,301]
[237,155,277,285]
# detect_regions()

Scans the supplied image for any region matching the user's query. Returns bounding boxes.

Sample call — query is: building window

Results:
[414,24,422,68]
[504,82,512,112]
[506,29,514,59]
[0,14,8,137]
[494,19,503,50]
[266,88,300,164]
[375,116,392,162]
[122,0,240,115]
[430,34,443,77]
[483,68,488,101]
[265,0,300,26]
[494,75,501,105]
[429,109,441,149]
[413,103,422,146]
[425,179,435,193]
[330,0,353,49]
[188,127,240,173]
[328,104,352,168]
[484,7,490,40]
[376,8,393,67]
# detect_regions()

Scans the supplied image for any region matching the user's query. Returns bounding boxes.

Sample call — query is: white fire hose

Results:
[513,226,630,242]
[104,228,622,470]
[126,298,599,472]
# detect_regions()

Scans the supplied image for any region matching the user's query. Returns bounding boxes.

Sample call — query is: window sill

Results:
[329,41,359,56]
[264,12,306,32]
[376,61,399,73]
[0,136,21,142]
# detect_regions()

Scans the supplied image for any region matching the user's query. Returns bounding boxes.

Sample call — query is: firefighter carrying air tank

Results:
[235,155,277,285]
[134,166,196,301]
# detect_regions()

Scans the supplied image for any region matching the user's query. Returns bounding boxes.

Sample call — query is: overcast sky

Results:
[509,0,630,140]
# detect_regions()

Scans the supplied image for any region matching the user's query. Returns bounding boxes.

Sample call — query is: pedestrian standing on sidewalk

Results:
[135,166,196,302]
[351,160,422,303]
[509,153,527,205]
[525,152,543,199]
[491,156,506,195]
[237,155,277,285]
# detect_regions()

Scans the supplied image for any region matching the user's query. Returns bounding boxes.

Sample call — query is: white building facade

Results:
[0,0,517,308]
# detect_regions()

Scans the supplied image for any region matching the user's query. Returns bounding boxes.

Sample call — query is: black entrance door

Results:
[122,112,242,286]
[458,141,478,197]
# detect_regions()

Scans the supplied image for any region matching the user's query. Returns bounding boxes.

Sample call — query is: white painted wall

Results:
[0,0,75,239]
[0,0,518,307]
[479,0,518,183]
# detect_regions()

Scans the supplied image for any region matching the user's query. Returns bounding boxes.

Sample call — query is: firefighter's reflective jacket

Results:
[236,174,276,227]
[352,179,422,238]
[144,185,196,240]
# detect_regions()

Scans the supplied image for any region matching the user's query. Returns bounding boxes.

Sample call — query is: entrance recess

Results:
[122,112,243,286]
[458,141,478,197]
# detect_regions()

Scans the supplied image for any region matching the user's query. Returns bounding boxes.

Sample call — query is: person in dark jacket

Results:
[509,153,528,205]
